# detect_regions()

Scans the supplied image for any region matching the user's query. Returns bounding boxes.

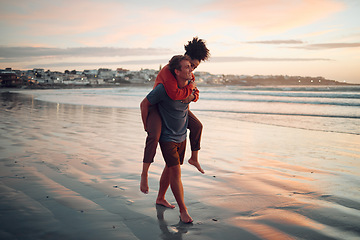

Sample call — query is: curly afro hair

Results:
[184,37,210,62]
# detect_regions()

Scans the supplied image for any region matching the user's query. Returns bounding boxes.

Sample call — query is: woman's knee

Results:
[197,121,203,131]
[146,131,161,143]
[189,121,202,134]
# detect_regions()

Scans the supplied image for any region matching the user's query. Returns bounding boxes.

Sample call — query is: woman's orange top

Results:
[153,65,199,102]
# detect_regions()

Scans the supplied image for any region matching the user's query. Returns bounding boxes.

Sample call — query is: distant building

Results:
[83,69,98,78]
[116,68,129,73]
[98,68,114,80]
[0,72,22,87]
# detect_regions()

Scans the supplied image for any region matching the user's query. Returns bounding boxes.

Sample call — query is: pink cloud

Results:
[294,42,360,50]
[0,1,186,48]
[0,0,127,36]
[206,0,345,34]
[80,6,182,47]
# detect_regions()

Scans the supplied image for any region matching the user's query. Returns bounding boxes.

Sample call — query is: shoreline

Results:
[1,82,359,93]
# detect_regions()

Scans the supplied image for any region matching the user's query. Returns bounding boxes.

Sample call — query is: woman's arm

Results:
[192,87,199,102]
[182,85,200,103]
[155,65,195,101]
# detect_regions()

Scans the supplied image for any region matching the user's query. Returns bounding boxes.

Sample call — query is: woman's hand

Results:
[181,93,195,104]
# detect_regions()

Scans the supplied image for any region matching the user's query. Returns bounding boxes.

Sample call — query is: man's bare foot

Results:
[156,199,175,209]
[140,174,149,194]
[188,158,205,174]
[180,210,193,223]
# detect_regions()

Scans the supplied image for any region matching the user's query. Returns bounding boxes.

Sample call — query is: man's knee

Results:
[168,165,181,178]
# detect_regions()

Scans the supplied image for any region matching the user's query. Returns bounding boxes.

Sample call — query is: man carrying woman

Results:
[140,37,210,196]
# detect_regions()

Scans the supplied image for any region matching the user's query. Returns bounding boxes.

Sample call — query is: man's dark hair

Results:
[184,37,210,62]
[168,55,191,77]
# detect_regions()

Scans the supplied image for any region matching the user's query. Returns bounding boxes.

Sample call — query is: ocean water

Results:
[20,85,360,135]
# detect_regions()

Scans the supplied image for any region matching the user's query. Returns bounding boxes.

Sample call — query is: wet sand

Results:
[0,91,360,240]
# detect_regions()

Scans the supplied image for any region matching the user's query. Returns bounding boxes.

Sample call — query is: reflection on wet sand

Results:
[156,204,192,240]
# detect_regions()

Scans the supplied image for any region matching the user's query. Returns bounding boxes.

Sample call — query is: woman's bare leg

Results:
[140,163,151,194]
[188,110,204,174]
[188,150,204,174]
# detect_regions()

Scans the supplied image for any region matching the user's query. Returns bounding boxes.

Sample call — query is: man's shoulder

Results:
[154,83,166,93]
[147,83,167,104]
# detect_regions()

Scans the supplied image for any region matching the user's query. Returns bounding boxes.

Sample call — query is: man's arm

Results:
[140,97,152,131]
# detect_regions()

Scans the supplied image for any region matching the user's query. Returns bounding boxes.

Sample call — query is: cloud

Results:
[0,0,197,48]
[0,46,174,59]
[206,0,345,34]
[246,40,305,44]
[211,56,332,62]
[0,0,127,35]
[24,59,170,69]
[243,40,360,50]
[293,42,360,50]
[9,55,332,71]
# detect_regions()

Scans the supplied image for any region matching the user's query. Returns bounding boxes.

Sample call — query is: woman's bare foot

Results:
[156,199,175,209]
[140,174,149,194]
[188,158,205,174]
[180,210,193,223]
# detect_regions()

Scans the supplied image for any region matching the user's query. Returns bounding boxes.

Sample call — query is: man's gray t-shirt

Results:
[146,84,189,143]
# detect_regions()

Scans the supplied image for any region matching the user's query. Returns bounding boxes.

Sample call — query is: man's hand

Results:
[181,93,195,104]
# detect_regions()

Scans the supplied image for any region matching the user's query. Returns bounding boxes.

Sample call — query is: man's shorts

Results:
[159,140,186,167]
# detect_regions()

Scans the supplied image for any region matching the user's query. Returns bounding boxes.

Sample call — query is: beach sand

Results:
[1,91,360,240]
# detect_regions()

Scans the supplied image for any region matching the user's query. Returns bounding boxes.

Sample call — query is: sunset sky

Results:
[1,0,359,83]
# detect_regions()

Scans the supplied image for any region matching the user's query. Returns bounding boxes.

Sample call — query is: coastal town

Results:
[0,67,350,88]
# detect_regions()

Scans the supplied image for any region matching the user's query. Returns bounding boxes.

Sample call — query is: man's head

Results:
[184,37,210,70]
[168,55,192,82]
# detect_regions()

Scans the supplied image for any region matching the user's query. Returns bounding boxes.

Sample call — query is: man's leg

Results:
[168,164,193,223]
[159,141,193,223]
[156,166,175,208]
[187,110,204,174]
